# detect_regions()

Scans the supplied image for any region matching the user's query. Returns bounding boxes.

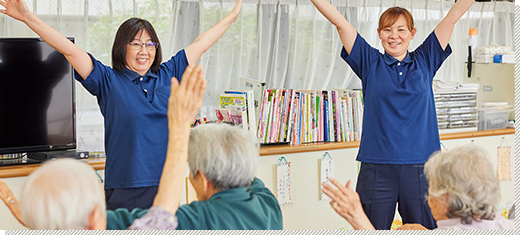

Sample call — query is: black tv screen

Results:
[0,38,76,154]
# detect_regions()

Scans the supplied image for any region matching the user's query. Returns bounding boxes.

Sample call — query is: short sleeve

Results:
[73,53,112,97]
[412,31,452,77]
[340,33,381,83]
[158,49,189,84]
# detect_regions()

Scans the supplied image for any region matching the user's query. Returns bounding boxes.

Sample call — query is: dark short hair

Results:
[112,18,162,73]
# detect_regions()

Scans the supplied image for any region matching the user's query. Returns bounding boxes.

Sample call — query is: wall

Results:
[463,63,515,108]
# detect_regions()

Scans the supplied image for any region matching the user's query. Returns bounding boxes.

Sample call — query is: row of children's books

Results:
[258,89,364,145]
[215,79,364,145]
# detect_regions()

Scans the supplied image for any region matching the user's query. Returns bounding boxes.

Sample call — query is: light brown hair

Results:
[378,7,414,31]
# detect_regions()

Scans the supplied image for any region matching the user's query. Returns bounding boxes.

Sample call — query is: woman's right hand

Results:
[0,0,31,22]
[322,178,375,230]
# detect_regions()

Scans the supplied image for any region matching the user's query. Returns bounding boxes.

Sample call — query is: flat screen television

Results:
[0,38,76,155]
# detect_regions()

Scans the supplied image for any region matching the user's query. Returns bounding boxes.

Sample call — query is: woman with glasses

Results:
[0,0,242,211]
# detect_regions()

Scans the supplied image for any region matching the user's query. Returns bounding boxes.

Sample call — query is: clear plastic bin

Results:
[478,110,512,130]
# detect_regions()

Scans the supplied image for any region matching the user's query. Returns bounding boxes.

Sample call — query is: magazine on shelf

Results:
[239,77,266,124]
[219,93,248,130]
[224,90,257,136]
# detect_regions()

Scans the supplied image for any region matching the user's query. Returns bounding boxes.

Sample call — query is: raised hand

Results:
[0,0,30,22]
[168,64,207,127]
[321,178,375,230]
[229,0,243,21]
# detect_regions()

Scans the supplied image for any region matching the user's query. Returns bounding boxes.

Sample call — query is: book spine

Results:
[286,89,296,143]
[258,89,269,142]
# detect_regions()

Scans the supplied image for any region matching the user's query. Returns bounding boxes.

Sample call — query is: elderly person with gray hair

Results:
[322,146,514,230]
[106,122,283,230]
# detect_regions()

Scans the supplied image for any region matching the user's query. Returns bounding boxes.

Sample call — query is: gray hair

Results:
[20,159,106,229]
[188,123,259,191]
[424,146,500,224]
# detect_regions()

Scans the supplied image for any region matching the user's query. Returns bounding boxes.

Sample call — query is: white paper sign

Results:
[320,153,334,200]
[276,157,292,206]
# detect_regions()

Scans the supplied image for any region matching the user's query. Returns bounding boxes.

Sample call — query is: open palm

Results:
[0,0,30,22]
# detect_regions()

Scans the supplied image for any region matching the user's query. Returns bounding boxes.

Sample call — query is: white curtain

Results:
[0,0,514,152]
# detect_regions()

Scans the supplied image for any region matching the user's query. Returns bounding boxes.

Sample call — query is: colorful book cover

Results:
[286,90,296,143]
[215,109,232,123]
[219,94,248,130]
[322,91,329,142]
[258,89,270,142]
[280,89,292,142]
[225,90,257,136]
[327,90,334,142]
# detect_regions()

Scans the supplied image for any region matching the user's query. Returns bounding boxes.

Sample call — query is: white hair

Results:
[188,123,258,190]
[425,146,500,224]
[20,158,106,229]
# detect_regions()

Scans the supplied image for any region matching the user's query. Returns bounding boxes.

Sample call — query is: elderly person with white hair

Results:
[0,64,207,230]
[322,145,514,230]
[106,122,283,230]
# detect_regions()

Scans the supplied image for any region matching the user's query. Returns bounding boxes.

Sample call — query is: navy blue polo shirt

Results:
[341,32,451,164]
[75,50,188,189]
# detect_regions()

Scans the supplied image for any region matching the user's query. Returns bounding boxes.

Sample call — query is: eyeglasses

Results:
[128,41,158,51]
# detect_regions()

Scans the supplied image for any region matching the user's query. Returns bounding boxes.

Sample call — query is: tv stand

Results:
[27,149,89,161]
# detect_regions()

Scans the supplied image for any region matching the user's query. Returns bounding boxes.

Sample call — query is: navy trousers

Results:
[356,163,437,230]
[105,186,158,211]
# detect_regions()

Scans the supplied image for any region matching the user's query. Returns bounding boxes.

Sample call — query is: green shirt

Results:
[106,177,283,230]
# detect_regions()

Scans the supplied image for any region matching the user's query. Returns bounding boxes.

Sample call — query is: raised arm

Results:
[0,179,27,227]
[0,0,92,79]
[152,64,207,215]
[184,0,242,64]
[434,0,475,50]
[310,0,357,54]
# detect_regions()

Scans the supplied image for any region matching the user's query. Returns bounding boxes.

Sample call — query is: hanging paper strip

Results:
[276,157,292,206]
[497,146,511,181]
[320,152,334,200]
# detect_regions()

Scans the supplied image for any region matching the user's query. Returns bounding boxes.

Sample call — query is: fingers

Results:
[321,181,346,206]
[188,64,204,98]
[329,178,351,196]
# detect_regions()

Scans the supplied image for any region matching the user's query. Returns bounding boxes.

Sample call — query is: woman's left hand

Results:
[0,179,26,227]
